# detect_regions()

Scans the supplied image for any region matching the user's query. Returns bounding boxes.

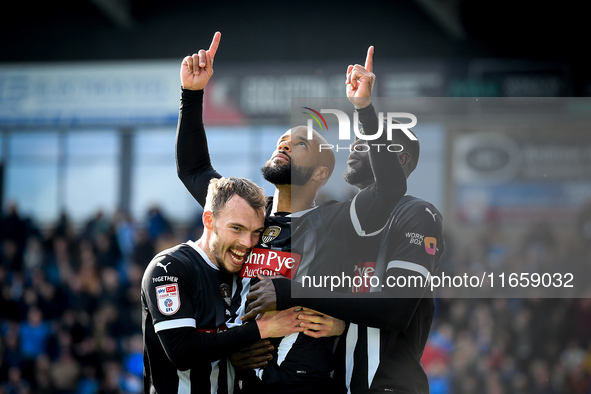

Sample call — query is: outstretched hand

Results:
[346,46,375,108]
[180,31,221,90]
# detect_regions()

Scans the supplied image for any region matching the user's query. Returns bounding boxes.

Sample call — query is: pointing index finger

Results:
[208,31,221,61]
[364,46,374,73]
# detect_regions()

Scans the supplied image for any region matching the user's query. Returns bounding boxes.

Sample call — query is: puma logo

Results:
[156,261,172,273]
[425,207,437,221]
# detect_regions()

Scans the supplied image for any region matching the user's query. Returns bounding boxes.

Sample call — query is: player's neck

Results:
[272,184,315,214]
[195,234,217,268]
[356,180,373,190]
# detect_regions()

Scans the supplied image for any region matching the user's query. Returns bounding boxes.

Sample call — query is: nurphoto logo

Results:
[302,107,417,152]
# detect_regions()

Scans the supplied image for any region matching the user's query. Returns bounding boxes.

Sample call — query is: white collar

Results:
[186,240,218,271]
[288,206,318,218]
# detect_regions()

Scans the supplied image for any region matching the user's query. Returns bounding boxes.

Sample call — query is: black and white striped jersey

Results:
[335,195,444,394]
[230,202,341,392]
[176,88,408,393]
[232,194,394,392]
[271,195,444,393]
[141,241,259,394]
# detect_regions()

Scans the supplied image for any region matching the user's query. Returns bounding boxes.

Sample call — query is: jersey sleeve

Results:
[142,253,198,332]
[157,323,261,369]
[383,201,444,282]
[349,104,407,235]
[142,252,261,370]
[175,88,222,207]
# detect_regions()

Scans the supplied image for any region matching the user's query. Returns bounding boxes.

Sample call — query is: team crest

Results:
[156,284,180,315]
[262,226,282,244]
[220,283,231,307]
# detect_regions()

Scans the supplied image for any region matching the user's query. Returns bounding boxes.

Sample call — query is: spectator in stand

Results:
[1,202,28,272]
[113,209,137,266]
[1,366,31,394]
[0,203,589,393]
[145,205,173,241]
[0,329,22,382]
[131,227,154,268]
[18,307,50,363]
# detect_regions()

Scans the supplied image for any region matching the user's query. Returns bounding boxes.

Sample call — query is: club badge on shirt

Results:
[262,226,282,244]
[156,284,180,315]
[220,283,231,307]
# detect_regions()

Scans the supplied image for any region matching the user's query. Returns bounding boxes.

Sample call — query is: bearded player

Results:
[176,32,407,393]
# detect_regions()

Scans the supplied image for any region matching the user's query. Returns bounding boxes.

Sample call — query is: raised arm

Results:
[176,32,222,206]
[241,48,409,322]
[346,46,407,234]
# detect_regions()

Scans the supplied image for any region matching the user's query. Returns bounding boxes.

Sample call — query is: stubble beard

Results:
[343,156,374,189]
[209,227,238,275]
[261,160,314,186]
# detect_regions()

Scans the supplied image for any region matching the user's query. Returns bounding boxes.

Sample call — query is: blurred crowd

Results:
[1,201,591,393]
[424,202,591,394]
[0,202,202,394]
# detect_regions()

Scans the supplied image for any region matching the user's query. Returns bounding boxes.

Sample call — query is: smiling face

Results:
[206,195,265,274]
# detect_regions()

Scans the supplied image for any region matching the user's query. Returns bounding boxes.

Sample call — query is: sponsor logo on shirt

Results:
[156,284,180,315]
[351,261,376,293]
[406,232,438,255]
[425,207,438,221]
[424,237,437,255]
[239,248,301,279]
[156,261,172,273]
[406,232,425,245]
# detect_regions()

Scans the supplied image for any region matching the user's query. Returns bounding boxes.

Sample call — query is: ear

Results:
[312,166,329,184]
[202,210,214,231]
[399,152,410,166]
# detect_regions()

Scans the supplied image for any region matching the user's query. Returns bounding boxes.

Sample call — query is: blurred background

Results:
[1,0,590,393]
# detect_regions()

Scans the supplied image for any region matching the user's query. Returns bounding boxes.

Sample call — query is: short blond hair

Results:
[205,177,266,217]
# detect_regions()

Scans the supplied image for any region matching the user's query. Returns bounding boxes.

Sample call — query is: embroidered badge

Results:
[220,283,231,307]
[262,226,282,244]
[156,284,180,315]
